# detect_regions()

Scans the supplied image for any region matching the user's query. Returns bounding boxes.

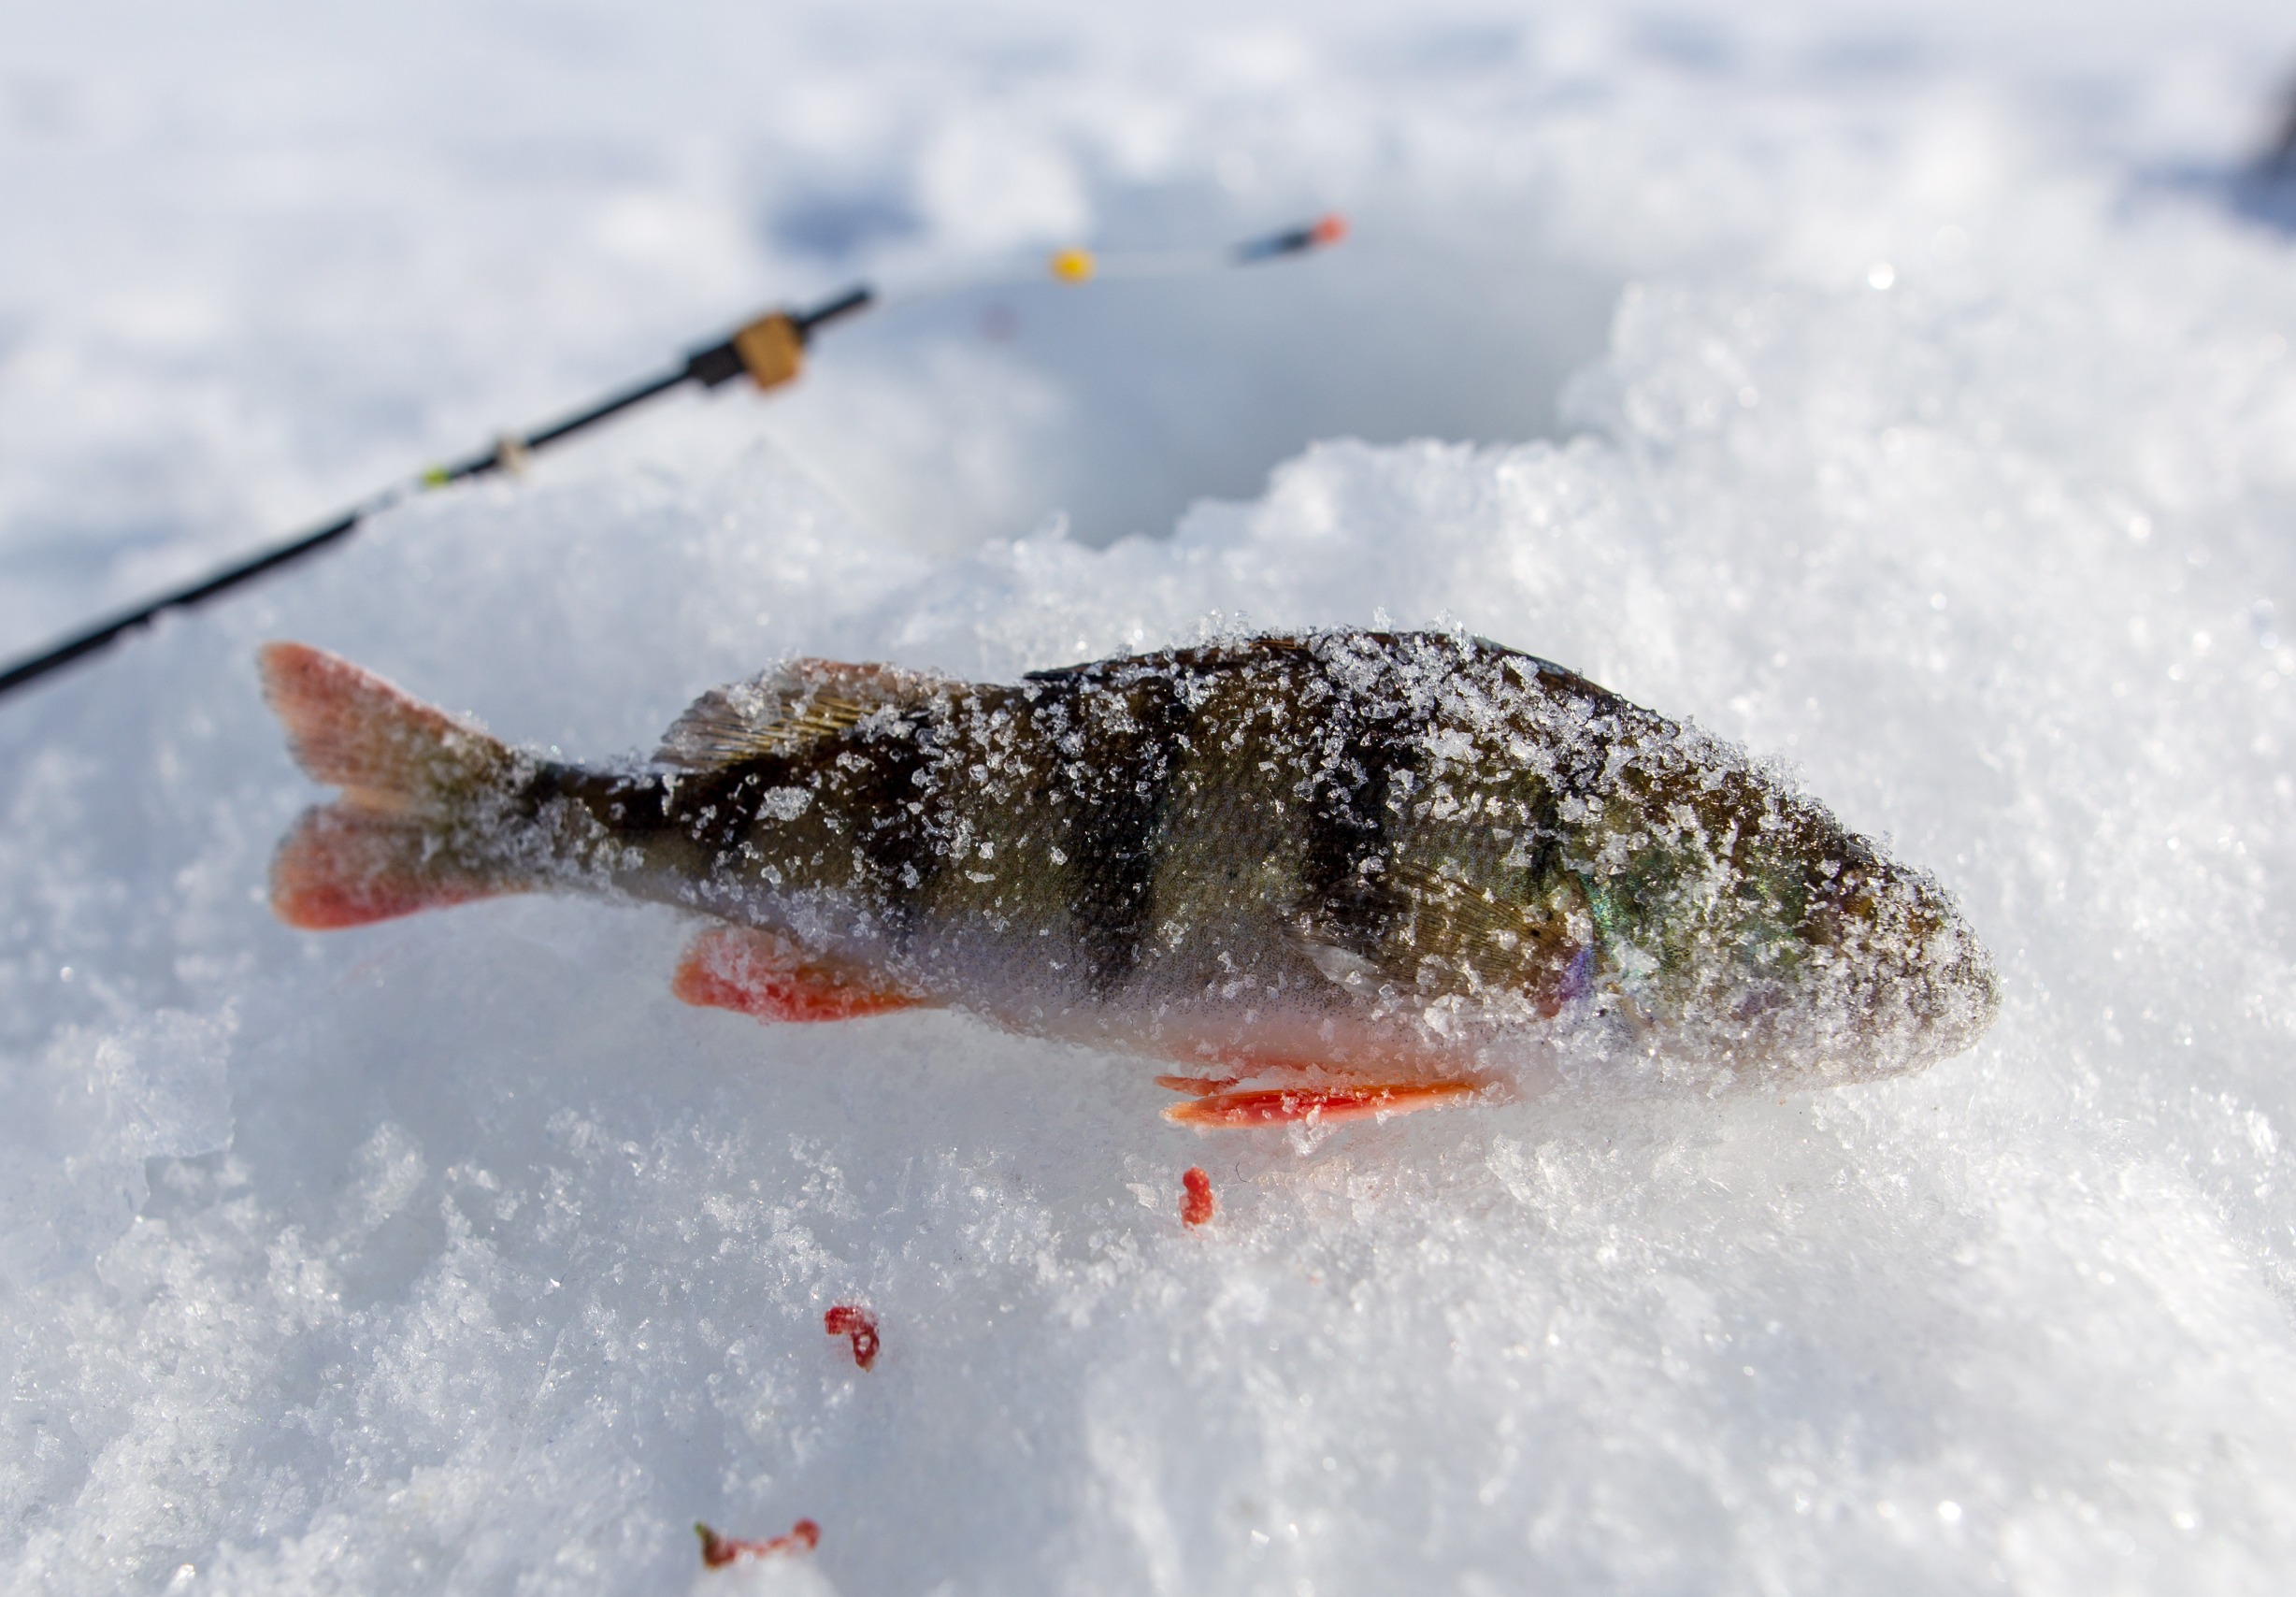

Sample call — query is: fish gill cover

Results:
[3,1,2296,1594]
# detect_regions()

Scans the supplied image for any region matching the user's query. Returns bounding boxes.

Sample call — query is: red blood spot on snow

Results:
[825,1304,880,1370]
[1182,1166,1216,1227]
[696,1518,821,1568]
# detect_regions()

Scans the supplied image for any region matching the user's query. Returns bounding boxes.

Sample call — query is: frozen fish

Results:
[262,630,1997,1125]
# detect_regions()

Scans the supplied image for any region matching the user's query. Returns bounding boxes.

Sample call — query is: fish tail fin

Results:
[260,642,527,929]
[269,805,516,929]
[261,641,512,817]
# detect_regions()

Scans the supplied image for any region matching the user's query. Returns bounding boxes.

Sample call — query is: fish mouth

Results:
[1575,856,2002,1083]
[1907,900,2002,1057]
[1817,861,2001,1072]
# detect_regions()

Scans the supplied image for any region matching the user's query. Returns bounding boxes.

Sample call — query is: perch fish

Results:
[261,630,1998,1126]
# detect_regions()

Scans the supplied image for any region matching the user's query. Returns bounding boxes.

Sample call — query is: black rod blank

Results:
[0,283,874,703]
[0,212,1335,706]
[0,511,368,697]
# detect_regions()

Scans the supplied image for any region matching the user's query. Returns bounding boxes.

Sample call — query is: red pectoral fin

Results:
[1164,1080,1481,1129]
[672,925,920,1024]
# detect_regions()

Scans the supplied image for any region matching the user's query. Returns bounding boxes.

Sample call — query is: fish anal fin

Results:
[271,805,520,929]
[1164,1079,1482,1129]
[1153,1073,1241,1098]
[672,925,921,1024]
[656,658,942,771]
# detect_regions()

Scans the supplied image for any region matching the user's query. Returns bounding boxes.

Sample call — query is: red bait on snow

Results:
[1181,1168,1216,1226]
[260,629,1997,1123]
[696,1519,821,1568]
[825,1305,880,1370]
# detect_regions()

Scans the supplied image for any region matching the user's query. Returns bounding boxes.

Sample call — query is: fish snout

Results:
[1857,863,2001,1066]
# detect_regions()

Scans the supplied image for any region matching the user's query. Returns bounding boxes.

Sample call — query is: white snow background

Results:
[5,0,2296,1591]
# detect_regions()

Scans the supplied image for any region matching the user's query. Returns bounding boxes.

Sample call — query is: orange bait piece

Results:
[825,1304,880,1370]
[696,1518,821,1568]
[1181,1167,1216,1227]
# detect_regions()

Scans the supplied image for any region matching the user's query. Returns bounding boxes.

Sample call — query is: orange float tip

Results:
[1311,213,1348,246]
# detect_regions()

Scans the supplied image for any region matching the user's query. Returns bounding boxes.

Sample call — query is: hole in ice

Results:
[766,202,1618,551]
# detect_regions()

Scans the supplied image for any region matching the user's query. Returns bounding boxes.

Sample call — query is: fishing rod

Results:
[0,213,1347,704]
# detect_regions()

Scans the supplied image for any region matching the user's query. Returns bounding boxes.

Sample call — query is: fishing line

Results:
[0,214,1347,703]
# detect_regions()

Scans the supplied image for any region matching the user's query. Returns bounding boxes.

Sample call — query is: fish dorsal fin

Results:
[655,658,940,770]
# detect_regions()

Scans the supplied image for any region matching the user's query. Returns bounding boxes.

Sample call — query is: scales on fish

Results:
[260,629,1998,1127]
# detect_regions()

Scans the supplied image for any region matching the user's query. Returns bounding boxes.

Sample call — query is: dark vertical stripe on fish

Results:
[523,762,690,842]
[1295,702,1425,947]
[675,766,772,867]
[844,714,940,942]
[1064,672,1194,994]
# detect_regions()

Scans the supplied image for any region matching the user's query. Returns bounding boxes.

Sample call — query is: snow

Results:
[5,0,2296,1591]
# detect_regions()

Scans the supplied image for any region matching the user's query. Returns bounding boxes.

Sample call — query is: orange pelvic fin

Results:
[672,924,921,1024]
[1164,1079,1481,1129]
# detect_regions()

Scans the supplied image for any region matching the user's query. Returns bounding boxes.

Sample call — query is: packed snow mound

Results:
[6,2,2296,1594]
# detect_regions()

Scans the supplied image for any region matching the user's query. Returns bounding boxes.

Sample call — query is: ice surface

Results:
[6,1,2296,1592]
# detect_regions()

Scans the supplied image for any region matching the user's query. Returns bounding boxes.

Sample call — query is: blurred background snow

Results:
[6,0,2296,1591]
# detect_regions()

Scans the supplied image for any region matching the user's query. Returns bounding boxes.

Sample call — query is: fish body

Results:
[263,630,1998,1122]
